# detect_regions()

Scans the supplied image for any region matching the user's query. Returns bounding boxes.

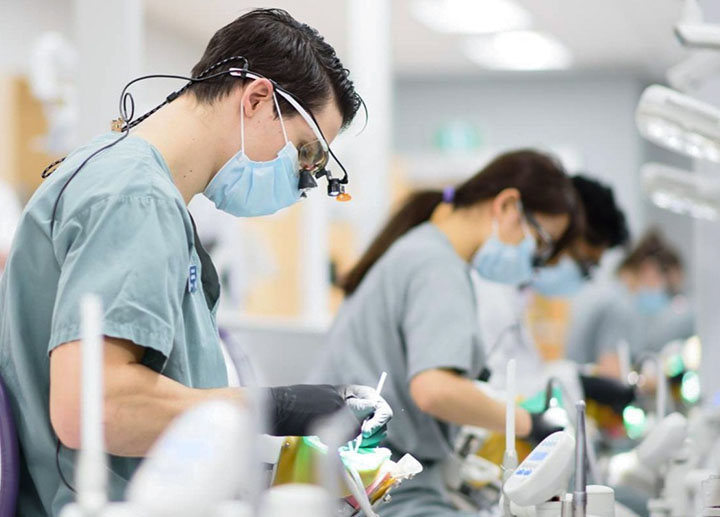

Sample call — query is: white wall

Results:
[0,0,206,139]
[394,73,647,235]
[134,17,206,115]
[0,0,72,75]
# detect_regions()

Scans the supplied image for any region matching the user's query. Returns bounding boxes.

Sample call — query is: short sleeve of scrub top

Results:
[402,257,483,381]
[48,195,188,369]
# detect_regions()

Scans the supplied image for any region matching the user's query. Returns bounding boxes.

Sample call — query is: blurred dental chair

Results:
[0,372,19,517]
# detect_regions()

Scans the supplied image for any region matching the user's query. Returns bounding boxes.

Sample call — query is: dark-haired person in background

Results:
[0,9,392,516]
[476,174,630,395]
[566,229,693,378]
[533,175,631,297]
[311,150,582,517]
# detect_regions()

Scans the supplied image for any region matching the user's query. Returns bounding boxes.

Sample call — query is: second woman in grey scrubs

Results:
[312,150,581,517]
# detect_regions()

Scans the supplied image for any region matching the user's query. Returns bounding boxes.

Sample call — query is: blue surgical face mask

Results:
[532,257,586,298]
[472,218,537,285]
[635,288,671,315]
[204,95,303,217]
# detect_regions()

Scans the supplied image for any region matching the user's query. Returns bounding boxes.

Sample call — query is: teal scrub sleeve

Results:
[48,195,190,371]
[401,259,483,381]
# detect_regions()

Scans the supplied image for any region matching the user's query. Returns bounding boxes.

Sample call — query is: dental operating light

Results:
[666,51,720,93]
[675,0,720,50]
[636,85,720,163]
[642,162,720,221]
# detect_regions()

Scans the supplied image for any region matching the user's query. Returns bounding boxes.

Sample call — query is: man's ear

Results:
[242,78,275,118]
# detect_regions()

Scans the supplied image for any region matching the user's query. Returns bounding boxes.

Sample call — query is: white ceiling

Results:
[145,0,690,78]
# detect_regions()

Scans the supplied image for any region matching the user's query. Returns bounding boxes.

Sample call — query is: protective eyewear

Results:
[523,210,556,266]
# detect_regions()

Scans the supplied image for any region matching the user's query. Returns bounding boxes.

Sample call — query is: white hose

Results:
[342,463,377,517]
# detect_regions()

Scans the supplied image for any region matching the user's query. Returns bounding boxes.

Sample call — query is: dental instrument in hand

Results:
[353,372,388,452]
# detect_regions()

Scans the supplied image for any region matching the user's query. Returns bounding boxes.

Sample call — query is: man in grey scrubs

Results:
[0,10,391,516]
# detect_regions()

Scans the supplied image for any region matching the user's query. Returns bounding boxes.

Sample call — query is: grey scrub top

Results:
[0,133,228,516]
[567,282,696,364]
[645,298,695,353]
[311,223,485,463]
[566,282,636,364]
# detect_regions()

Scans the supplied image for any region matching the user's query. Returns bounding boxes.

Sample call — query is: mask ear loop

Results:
[516,199,541,272]
[490,218,500,237]
[516,199,532,237]
[272,92,289,145]
[239,98,246,155]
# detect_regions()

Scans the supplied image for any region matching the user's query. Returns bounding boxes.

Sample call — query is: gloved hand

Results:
[337,385,394,449]
[579,374,636,415]
[529,407,568,445]
[266,384,345,437]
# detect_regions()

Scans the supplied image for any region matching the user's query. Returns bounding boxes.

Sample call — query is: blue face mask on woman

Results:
[472,217,537,285]
[532,257,586,298]
[204,94,303,217]
[635,288,671,315]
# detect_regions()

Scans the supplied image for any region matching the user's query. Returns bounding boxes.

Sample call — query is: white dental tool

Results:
[78,294,108,514]
[618,340,631,385]
[505,359,516,455]
[59,295,109,517]
[502,359,518,517]
[657,356,668,421]
[354,371,387,452]
[573,401,587,517]
[375,371,388,397]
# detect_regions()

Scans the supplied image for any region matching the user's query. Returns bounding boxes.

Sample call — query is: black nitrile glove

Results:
[267,384,346,436]
[529,407,568,445]
[265,384,394,442]
[579,374,636,415]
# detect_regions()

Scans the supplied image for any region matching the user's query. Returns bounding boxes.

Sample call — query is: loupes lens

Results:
[298,140,329,174]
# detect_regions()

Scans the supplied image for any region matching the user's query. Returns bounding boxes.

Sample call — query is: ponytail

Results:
[340,190,443,295]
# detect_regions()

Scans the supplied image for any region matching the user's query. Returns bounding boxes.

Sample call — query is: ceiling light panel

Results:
[412,0,532,34]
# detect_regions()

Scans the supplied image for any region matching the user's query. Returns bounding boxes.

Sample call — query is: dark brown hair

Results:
[341,149,581,295]
[571,175,629,248]
[619,230,682,273]
[189,8,361,128]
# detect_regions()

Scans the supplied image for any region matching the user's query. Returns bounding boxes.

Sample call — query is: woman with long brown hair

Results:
[312,149,582,516]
